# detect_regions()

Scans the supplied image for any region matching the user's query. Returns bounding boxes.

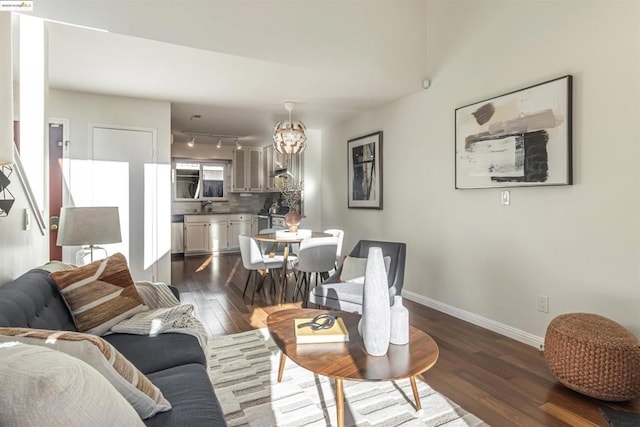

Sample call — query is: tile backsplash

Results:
[172,192,279,215]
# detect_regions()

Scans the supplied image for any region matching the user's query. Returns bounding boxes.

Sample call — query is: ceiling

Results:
[28,1,428,146]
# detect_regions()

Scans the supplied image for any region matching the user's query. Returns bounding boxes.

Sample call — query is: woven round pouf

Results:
[544,313,640,401]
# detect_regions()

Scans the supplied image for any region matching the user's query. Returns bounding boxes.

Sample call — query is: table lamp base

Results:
[75,245,108,266]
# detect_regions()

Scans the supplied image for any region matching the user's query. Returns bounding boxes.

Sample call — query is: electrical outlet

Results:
[537,295,549,313]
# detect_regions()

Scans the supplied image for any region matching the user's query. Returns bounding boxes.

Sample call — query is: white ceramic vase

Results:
[360,247,390,356]
[390,295,409,345]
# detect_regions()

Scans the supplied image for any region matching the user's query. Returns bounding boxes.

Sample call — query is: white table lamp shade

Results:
[57,206,122,248]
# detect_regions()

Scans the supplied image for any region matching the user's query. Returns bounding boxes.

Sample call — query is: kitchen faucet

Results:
[201,200,213,212]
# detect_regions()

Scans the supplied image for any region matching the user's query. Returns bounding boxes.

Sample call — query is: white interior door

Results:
[92,127,155,281]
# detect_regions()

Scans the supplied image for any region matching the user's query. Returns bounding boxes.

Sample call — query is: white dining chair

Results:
[258,228,281,255]
[258,228,298,267]
[239,235,285,304]
[323,229,344,268]
[291,236,339,307]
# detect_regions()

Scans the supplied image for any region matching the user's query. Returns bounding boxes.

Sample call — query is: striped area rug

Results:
[208,328,488,427]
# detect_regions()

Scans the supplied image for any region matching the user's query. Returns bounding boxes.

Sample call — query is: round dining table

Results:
[253,230,332,305]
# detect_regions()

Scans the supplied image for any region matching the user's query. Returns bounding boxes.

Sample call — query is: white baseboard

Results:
[402,290,545,351]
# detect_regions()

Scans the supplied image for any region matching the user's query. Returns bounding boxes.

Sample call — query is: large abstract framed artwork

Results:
[348,131,382,209]
[455,75,572,189]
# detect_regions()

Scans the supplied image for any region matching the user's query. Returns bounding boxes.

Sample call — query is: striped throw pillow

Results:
[50,253,147,336]
[0,328,171,419]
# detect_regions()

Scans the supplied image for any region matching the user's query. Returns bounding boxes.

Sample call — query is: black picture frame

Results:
[455,75,572,189]
[348,131,382,209]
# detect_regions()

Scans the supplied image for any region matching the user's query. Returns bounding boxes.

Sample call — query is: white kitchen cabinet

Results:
[263,145,286,192]
[251,215,259,236]
[232,150,247,191]
[208,220,229,252]
[184,215,229,253]
[171,222,184,254]
[262,144,305,192]
[184,222,209,253]
[232,148,262,192]
[184,214,253,253]
[228,214,253,250]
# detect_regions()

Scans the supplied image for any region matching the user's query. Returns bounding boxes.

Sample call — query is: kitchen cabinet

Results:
[262,144,305,192]
[251,215,259,236]
[232,148,262,192]
[263,145,287,192]
[228,214,253,250]
[171,222,184,254]
[184,222,209,253]
[184,215,229,253]
[208,220,229,252]
[184,213,253,253]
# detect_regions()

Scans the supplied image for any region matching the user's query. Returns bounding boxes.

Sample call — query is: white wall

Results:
[302,129,322,231]
[48,89,172,283]
[322,1,640,341]
[0,177,49,284]
[0,19,50,284]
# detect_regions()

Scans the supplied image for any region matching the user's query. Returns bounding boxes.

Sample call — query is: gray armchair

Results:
[308,240,406,313]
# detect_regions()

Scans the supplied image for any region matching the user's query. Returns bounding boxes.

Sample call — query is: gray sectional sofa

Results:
[0,267,226,426]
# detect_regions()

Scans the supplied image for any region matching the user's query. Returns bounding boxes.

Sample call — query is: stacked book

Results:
[294,317,349,344]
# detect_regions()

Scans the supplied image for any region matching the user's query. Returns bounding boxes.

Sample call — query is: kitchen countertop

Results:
[172,212,257,222]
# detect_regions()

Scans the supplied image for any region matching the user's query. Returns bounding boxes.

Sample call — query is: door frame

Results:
[48,117,69,261]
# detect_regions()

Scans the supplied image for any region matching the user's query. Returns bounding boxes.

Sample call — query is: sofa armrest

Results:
[168,285,181,302]
[324,266,343,284]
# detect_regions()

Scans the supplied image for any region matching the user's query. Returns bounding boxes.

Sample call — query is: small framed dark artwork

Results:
[348,131,382,209]
[455,75,572,189]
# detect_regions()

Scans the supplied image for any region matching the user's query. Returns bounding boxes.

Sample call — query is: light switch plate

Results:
[501,190,510,206]
[24,208,31,230]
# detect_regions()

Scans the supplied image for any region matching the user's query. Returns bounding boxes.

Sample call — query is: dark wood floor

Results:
[172,253,640,427]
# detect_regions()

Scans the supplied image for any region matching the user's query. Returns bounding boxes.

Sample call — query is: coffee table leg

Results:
[335,378,344,427]
[277,352,286,382]
[409,376,422,411]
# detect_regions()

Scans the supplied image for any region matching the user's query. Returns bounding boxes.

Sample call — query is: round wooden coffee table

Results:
[266,308,439,427]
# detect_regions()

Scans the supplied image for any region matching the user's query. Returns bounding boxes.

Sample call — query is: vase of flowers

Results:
[277,179,303,232]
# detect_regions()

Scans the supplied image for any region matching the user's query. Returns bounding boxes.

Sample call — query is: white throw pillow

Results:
[0,328,171,419]
[0,341,145,427]
[340,255,391,284]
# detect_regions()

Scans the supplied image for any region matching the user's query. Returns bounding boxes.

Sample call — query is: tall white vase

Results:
[390,295,409,345]
[360,247,390,356]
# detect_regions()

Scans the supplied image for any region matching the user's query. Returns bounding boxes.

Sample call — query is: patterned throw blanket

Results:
[110,281,209,349]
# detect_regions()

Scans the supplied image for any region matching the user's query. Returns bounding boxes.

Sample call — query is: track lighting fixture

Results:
[182,132,244,149]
